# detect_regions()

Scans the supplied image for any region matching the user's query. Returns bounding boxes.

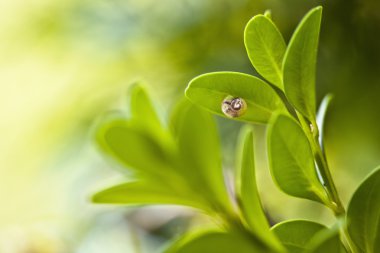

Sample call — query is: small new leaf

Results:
[316,94,334,149]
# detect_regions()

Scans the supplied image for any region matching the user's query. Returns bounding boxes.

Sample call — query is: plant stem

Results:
[314,144,345,215]
[294,112,362,253]
[276,91,345,214]
[296,112,345,215]
[277,93,356,250]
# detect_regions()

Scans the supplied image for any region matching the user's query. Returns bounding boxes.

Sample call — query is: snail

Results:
[221,96,247,118]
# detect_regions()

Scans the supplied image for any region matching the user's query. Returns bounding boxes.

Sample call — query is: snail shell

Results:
[221,96,247,118]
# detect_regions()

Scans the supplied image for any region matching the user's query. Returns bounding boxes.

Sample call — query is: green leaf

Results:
[346,167,380,253]
[170,100,232,213]
[128,83,162,131]
[96,84,173,177]
[271,220,326,253]
[244,14,286,89]
[96,119,173,178]
[305,226,346,253]
[92,181,210,211]
[316,94,333,149]
[186,72,285,124]
[267,114,327,203]
[166,231,269,253]
[283,6,323,123]
[235,127,284,252]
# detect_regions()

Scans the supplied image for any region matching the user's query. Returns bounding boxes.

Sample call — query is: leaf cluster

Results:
[93,6,380,253]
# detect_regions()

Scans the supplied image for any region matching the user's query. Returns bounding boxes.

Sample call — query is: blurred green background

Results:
[1,0,379,252]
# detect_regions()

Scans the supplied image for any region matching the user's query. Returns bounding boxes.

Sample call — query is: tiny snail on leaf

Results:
[221,96,247,118]
[185,72,286,123]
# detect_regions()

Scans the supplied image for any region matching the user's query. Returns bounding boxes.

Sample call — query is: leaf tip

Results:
[91,192,103,203]
[264,10,272,19]
[185,73,206,99]
[309,6,323,18]
[184,80,192,98]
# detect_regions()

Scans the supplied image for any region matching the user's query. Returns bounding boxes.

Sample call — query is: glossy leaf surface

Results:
[316,94,333,148]
[271,220,326,253]
[283,7,322,123]
[245,15,286,89]
[267,114,327,203]
[347,167,380,253]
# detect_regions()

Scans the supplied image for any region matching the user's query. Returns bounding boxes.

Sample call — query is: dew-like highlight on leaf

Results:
[221,96,247,118]
[310,123,314,133]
